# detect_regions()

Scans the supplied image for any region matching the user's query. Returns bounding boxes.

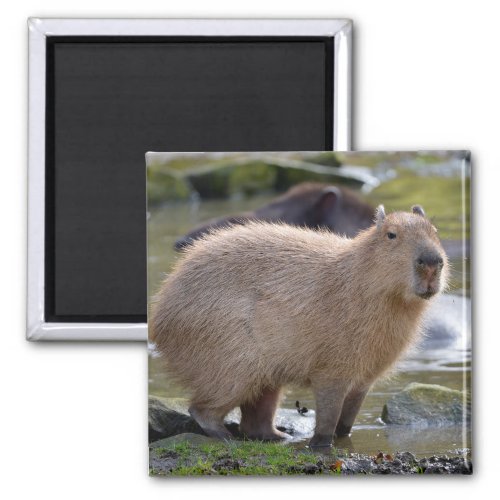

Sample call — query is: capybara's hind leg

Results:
[188,404,233,440]
[240,387,289,441]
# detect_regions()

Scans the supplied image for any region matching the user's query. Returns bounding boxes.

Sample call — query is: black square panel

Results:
[45,37,334,322]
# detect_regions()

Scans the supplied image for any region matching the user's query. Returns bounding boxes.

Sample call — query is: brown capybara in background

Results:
[151,205,448,448]
[174,182,374,250]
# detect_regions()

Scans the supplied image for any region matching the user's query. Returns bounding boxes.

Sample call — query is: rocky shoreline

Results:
[148,384,472,476]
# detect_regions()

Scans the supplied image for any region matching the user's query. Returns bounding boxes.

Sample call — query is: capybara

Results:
[151,205,448,447]
[174,182,374,250]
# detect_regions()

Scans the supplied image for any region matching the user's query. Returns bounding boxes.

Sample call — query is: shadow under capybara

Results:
[151,205,449,448]
[174,182,375,250]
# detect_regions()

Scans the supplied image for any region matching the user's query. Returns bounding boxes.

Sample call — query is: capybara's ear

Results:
[375,205,386,227]
[412,205,426,217]
[317,186,342,214]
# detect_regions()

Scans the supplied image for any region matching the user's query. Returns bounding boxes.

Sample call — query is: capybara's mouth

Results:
[416,282,439,300]
[416,289,437,300]
[415,273,441,300]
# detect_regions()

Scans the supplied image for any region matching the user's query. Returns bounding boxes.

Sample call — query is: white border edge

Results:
[27,18,47,341]
[333,20,352,150]
[28,322,147,341]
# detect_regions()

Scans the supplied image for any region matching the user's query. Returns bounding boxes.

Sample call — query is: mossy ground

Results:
[150,440,344,476]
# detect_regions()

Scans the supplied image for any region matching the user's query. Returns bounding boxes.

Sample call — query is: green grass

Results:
[150,440,341,476]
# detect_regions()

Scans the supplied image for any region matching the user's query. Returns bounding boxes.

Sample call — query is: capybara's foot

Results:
[189,405,233,441]
[205,427,234,440]
[261,428,291,441]
[241,426,290,441]
[309,434,333,450]
[334,423,352,438]
[240,387,285,441]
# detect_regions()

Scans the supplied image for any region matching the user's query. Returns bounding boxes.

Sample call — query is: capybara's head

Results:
[371,205,449,301]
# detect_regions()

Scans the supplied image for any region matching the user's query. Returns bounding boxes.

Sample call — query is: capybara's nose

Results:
[416,253,443,269]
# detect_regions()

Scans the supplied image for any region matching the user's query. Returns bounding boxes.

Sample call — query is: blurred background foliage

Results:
[147,151,470,240]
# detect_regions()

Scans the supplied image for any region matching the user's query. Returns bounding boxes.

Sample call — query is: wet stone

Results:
[381,382,470,426]
[395,451,417,464]
[424,463,448,474]
[343,458,374,474]
[419,458,430,470]
[303,464,321,475]
[373,464,393,474]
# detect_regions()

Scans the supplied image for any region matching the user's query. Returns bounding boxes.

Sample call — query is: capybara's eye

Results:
[387,232,397,240]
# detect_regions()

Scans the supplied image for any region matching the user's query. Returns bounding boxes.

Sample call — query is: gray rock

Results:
[423,463,447,474]
[342,458,374,474]
[381,382,470,426]
[149,397,204,442]
[395,451,417,464]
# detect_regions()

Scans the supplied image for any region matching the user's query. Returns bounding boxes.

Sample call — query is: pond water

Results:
[148,159,471,458]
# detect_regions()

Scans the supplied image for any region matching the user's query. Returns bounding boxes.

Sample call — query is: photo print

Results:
[147,151,471,476]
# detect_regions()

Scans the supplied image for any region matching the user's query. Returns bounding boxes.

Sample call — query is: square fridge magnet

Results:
[147,151,471,476]
[26,18,352,341]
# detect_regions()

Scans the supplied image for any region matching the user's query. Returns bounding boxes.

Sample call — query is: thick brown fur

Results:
[151,207,448,445]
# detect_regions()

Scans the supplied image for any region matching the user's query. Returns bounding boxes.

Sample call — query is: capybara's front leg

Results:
[334,385,370,437]
[309,384,349,449]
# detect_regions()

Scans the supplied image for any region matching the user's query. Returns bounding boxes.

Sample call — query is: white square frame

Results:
[27,18,353,341]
